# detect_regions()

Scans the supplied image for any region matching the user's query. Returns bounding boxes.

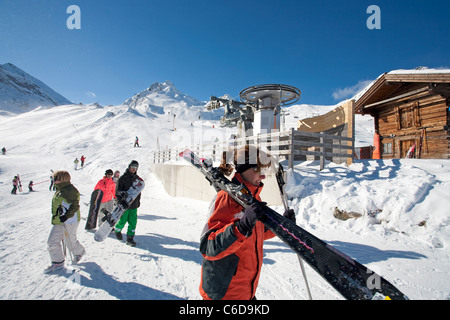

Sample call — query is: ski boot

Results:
[44,261,64,274]
[115,230,123,241]
[126,235,136,247]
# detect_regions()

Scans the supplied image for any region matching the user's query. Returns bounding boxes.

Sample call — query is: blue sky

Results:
[1,0,449,106]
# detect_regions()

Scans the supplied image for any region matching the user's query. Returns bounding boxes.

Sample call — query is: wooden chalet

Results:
[355,70,450,159]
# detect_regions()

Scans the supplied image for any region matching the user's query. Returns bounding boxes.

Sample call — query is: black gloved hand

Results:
[119,200,129,209]
[116,191,127,202]
[57,204,68,223]
[116,191,129,209]
[59,214,68,223]
[236,202,267,237]
[283,208,296,224]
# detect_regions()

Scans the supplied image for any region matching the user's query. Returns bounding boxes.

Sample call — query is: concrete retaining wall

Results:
[150,163,282,206]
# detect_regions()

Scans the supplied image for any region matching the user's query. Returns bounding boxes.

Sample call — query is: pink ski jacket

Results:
[94,177,116,203]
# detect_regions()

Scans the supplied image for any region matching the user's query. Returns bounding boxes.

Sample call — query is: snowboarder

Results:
[199,145,294,300]
[11,176,18,194]
[45,170,85,273]
[74,158,79,170]
[80,155,86,168]
[28,181,34,192]
[134,136,139,147]
[94,169,117,227]
[114,160,142,246]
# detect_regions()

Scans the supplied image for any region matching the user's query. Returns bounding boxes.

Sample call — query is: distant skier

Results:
[114,160,142,246]
[1,147,5,155]
[80,155,86,168]
[74,158,79,170]
[45,170,85,273]
[94,169,117,227]
[28,181,34,192]
[49,170,56,191]
[11,176,18,194]
[134,136,140,148]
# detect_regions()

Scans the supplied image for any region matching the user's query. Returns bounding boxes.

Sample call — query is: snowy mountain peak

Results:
[1,62,25,75]
[0,63,72,114]
[147,80,175,93]
[122,80,210,120]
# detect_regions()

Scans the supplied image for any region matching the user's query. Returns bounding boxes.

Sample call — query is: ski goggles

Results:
[252,166,273,176]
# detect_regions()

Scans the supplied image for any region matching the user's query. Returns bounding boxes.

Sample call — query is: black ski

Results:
[179,149,408,300]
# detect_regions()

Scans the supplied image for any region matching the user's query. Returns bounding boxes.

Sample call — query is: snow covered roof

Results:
[355,68,450,114]
[388,67,450,75]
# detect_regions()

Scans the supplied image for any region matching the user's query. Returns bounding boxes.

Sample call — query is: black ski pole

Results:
[276,163,313,300]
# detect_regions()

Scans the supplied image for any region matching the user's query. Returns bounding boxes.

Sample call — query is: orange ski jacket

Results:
[199,173,275,300]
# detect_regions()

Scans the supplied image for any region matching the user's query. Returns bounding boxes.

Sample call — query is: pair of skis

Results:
[62,224,76,266]
[59,205,80,273]
[179,149,408,300]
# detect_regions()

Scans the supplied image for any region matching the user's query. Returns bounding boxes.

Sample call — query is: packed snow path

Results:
[1,157,449,299]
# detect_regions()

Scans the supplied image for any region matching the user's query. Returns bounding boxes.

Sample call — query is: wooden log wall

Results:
[377,91,449,159]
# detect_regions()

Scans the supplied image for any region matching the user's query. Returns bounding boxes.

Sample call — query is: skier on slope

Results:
[45,170,85,273]
[94,169,117,227]
[199,145,296,300]
[114,160,142,246]
[74,158,79,170]
[11,176,18,194]
[49,170,56,191]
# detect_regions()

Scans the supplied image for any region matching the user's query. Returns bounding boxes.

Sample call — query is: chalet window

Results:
[395,102,420,129]
[383,142,392,154]
[400,107,413,128]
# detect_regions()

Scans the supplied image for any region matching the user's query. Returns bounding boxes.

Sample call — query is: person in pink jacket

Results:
[94,169,116,227]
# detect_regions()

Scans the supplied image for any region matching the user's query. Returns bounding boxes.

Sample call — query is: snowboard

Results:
[85,189,103,230]
[179,149,408,300]
[94,177,144,242]
[17,174,22,192]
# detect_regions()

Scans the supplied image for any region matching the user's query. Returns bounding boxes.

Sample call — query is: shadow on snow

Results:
[74,262,182,300]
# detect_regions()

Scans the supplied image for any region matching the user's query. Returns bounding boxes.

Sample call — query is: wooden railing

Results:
[151,128,354,170]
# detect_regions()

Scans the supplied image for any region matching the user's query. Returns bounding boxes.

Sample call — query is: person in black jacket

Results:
[114,160,142,246]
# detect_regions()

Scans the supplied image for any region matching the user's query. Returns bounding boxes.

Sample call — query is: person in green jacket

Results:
[114,160,142,247]
[45,170,85,273]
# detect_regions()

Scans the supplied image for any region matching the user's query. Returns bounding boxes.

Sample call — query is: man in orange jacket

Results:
[199,145,279,300]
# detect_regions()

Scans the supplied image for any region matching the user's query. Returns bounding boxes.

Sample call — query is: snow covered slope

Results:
[0,86,449,300]
[0,63,72,114]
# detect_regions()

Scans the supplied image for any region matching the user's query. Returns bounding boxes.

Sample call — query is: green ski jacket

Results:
[51,181,81,225]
